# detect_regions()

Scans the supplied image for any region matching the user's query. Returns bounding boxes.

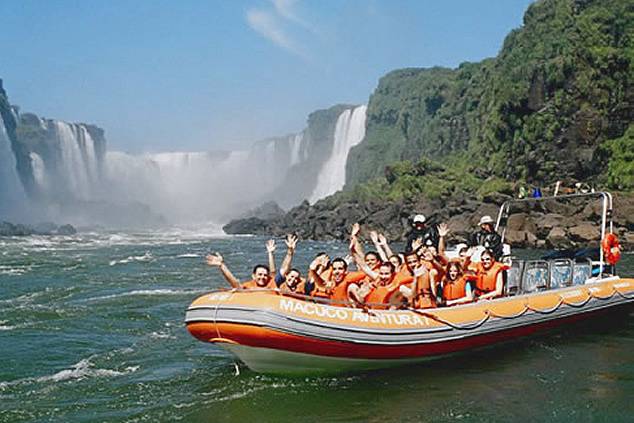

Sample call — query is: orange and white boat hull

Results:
[185,277,634,374]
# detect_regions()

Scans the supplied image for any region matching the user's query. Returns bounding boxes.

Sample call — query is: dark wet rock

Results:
[223,217,270,235]
[568,222,600,243]
[546,227,569,248]
[0,222,32,236]
[223,191,634,250]
[0,221,77,236]
[238,201,285,221]
[56,224,77,235]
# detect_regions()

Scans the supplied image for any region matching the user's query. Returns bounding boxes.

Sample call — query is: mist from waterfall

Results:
[11,105,367,226]
[0,113,28,219]
[309,105,367,203]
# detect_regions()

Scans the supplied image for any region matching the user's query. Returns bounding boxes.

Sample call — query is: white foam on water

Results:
[109,252,154,266]
[149,331,175,340]
[36,359,139,383]
[0,356,139,391]
[0,265,30,276]
[85,288,207,302]
[176,253,200,259]
[0,320,16,331]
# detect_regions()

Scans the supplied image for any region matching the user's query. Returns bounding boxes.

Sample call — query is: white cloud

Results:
[271,0,311,30]
[246,0,314,60]
[246,9,299,53]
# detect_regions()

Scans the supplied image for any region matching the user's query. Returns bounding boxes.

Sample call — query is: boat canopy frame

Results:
[494,191,614,275]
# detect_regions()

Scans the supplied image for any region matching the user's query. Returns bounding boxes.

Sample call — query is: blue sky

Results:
[0,0,533,153]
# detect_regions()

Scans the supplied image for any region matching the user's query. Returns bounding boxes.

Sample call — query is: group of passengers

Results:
[206,214,508,309]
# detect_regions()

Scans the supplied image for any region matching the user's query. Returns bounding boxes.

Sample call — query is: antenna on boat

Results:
[495,191,614,276]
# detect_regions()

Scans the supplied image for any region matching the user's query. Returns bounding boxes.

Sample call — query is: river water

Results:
[0,229,632,422]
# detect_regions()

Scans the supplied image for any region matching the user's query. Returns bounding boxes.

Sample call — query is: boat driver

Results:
[469,215,503,260]
[405,214,440,252]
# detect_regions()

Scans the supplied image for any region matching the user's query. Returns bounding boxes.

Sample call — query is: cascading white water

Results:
[17,105,363,225]
[0,113,27,218]
[104,150,255,222]
[54,121,101,200]
[29,152,47,190]
[289,133,304,167]
[309,105,367,203]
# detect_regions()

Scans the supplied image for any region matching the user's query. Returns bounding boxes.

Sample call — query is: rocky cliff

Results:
[347,0,634,190]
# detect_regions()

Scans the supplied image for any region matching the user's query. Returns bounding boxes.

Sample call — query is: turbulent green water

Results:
[1,228,633,422]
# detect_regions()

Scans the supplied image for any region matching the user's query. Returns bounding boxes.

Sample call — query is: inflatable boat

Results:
[186,192,633,374]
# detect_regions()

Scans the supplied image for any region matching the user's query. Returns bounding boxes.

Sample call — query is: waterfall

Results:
[289,133,305,167]
[29,152,47,190]
[53,121,102,200]
[0,113,27,218]
[13,104,361,225]
[309,105,367,203]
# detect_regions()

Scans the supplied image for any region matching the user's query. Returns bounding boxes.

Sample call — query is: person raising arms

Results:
[348,260,414,309]
[205,254,275,290]
[309,256,366,306]
[349,223,381,271]
[274,234,308,295]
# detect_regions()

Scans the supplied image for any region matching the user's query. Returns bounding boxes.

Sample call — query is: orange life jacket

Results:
[442,275,475,302]
[365,274,414,305]
[413,268,436,309]
[241,279,276,290]
[281,278,306,295]
[475,262,508,296]
[330,271,367,304]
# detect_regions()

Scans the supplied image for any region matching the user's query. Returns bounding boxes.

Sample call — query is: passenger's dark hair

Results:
[446,261,463,280]
[314,251,327,259]
[252,264,270,274]
[365,251,380,261]
[380,261,395,273]
[289,267,302,276]
[331,257,348,270]
[404,250,419,259]
[481,249,495,261]
[389,254,403,265]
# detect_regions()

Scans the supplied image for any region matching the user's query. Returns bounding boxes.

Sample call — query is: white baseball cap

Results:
[413,214,426,224]
[478,215,494,226]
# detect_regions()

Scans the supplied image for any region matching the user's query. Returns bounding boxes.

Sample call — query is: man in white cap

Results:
[469,215,503,259]
[406,213,439,252]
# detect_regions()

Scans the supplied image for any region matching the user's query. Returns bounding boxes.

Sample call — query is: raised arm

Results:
[353,252,378,280]
[309,255,328,290]
[370,231,388,261]
[206,253,240,289]
[349,223,365,257]
[437,223,449,257]
[265,239,276,275]
[279,234,298,277]
[378,233,395,259]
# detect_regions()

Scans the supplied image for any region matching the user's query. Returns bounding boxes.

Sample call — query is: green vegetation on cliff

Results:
[347,0,634,192]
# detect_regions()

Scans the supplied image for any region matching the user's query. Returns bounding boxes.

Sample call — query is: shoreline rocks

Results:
[223,191,634,249]
[0,221,77,237]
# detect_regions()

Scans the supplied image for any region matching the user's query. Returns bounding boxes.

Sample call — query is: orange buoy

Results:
[602,233,621,265]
